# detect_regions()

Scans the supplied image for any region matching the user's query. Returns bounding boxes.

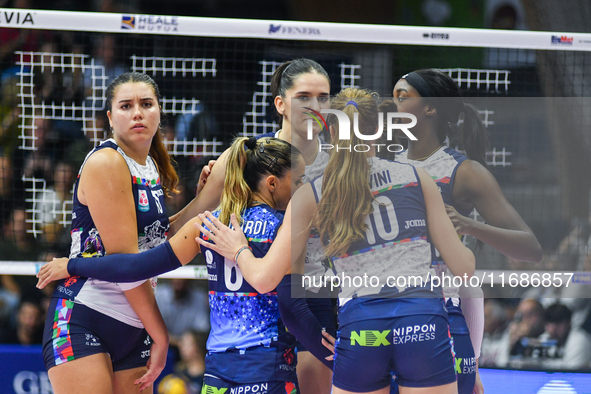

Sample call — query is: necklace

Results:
[412,144,444,161]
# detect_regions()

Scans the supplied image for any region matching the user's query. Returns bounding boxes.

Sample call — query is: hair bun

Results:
[245,136,258,150]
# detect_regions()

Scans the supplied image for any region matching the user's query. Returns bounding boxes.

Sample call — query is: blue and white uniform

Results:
[397,146,476,393]
[199,204,298,393]
[257,132,335,344]
[42,139,169,371]
[312,157,456,391]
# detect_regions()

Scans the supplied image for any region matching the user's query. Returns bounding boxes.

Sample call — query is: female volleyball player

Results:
[41,72,176,393]
[392,69,543,394]
[193,88,476,394]
[38,136,337,393]
[168,57,335,394]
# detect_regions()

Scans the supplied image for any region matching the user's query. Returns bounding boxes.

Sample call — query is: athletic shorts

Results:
[42,298,151,372]
[333,314,456,392]
[201,374,298,394]
[450,333,476,394]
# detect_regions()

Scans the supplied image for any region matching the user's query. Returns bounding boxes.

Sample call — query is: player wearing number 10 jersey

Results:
[288,88,475,393]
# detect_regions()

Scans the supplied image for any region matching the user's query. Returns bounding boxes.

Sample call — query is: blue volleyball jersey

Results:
[200,204,297,383]
[311,157,445,326]
[397,146,471,304]
[256,131,330,292]
[52,139,169,328]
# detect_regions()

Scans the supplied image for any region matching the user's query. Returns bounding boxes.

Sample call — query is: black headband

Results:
[402,72,434,98]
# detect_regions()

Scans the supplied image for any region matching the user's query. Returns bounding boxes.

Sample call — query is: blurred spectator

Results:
[19,117,56,181]
[0,296,44,345]
[83,34,127,106]
[157,330,206,394]
[31,40,85,118]
[0,275,20,328]
[480,299,510,367]
[0,207,39,262]
[482,298,545,367]
[32,161,75,250]
[175,330,206,393]
[537,303,591,370]
[0,207,42,312]
[155,279,209,345]
[0,153,16,228]
[0,75,21,156]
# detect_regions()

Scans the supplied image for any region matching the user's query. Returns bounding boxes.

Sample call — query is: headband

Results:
[345,100,358,109]
[402,72,434,98]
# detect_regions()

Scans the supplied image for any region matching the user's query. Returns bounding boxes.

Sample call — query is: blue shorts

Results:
[42,298,151,372]
[451,333,476,394]
[333,314,456,392]
[202,375,298,394]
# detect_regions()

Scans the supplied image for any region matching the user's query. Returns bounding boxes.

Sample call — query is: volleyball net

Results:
[1,9,591,287]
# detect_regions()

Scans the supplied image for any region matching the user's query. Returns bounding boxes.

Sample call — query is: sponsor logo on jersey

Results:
[202,384,228,394]
[283,348,295,365]
[64,276,80,287]
[404,219,426,229]
[85,334,101,346]
[138,189,150,212]
[229,383,269,393]
[455,356,476,374]
[392,324,436,345]
[351,330,391,346]
[206,250,216,269]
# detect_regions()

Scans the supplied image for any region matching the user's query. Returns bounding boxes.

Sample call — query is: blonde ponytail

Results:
[219,137,251,225]
[317,88,379,258]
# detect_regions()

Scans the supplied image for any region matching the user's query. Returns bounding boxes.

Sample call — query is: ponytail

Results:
[457,103,489,169]
[407,69,490,168]
[219,136,300,225]
[149,129,179,197]
[318,88,376,258]
[219,137,251,225]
